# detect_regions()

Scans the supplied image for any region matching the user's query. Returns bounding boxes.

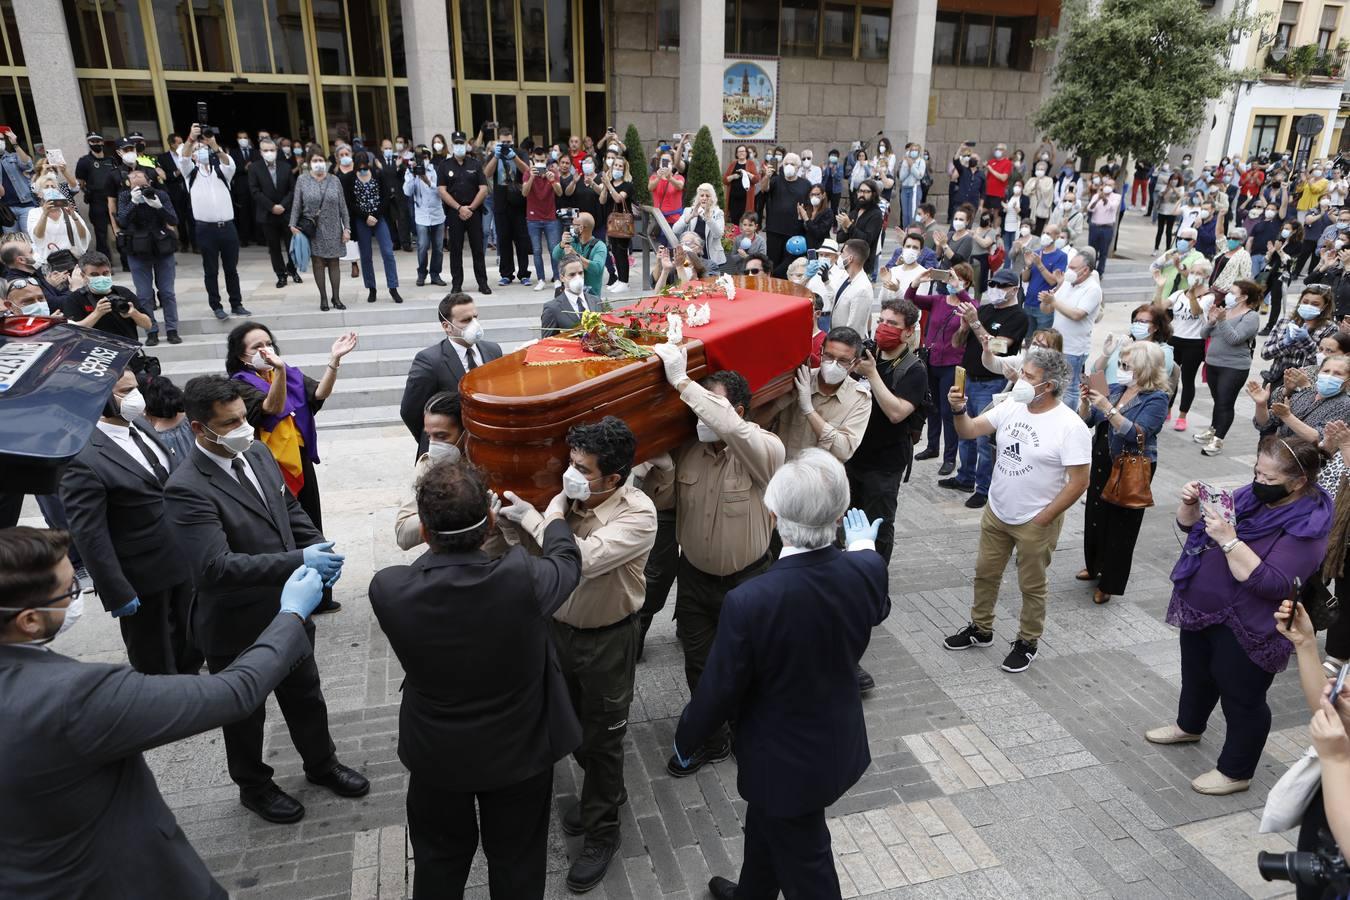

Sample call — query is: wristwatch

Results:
[1107,406,1119,417]
[1221,538,1241,554]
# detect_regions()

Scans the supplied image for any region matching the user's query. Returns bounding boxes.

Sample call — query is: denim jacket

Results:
[1085,386,1167,462]
[403,168,446,226]
[0,152,34,205]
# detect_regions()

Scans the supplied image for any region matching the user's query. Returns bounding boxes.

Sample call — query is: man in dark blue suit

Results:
[672,448,891,900]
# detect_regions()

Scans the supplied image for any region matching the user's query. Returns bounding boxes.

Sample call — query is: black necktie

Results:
[127,427,169,484]
[230,457,265,508]
[574,294,586,314]
[466,348,478,370]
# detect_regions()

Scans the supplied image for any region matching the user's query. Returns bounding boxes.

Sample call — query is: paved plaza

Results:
[23,215,1310,899]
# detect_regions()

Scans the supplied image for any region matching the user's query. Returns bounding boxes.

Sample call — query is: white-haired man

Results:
[943,348,1091,673]
[673,449,890,900]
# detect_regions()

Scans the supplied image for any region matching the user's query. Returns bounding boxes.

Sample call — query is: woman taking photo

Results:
[1154,172,1184,251]
[1166,257,1214,432]
[226,321,359,614]
[722,144,759,223]
[907,261,977,476]
[597,156,634,292]
[673,183,725,275]
[1261,283,1338,383]
[1258,224,1297,336]
[350,153,402,304]
[290,147,351,311]
[1250,353,1350,442]
[27,174,90,266]
[1148,437,1330,796]
[1024,158,1055,235]
[1194,280,1262,457]
[1078,341,1169,604]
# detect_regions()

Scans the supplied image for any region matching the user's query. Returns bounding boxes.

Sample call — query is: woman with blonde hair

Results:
[673,182,725,274]
[1078,340,1169,604]
[25,172,90,266]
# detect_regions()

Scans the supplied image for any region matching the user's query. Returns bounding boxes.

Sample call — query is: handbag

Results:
[1100,425,1154,508]
[1259,747,1321,833]
[298,216,318,240]
[606,202,634,240]
[1300,575,1342,631]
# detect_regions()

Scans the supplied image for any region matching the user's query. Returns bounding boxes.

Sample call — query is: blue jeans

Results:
[483,194,497,246]
[1251,254,1266,279]
[3,203,34,234]
[1025,307,1053,333]
[128,253,178,333]
[899,184,921,229]
[1064,352,1087,410]
[956,377,1005,494]
[355,218,399,289]
[416,222,445,279]
[1087,223,1113,275]
[527,218,562,283]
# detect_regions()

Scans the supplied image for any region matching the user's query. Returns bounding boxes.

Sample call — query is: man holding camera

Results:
[106,137,160,272]
[436,131,491,295]
[552,211,607,297]
[62,251,151,341]
[116,169,180,346]
[482,125,533,287]
[175,123,249,321]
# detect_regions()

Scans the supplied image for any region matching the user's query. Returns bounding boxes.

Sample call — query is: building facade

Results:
[4,0,1063,189]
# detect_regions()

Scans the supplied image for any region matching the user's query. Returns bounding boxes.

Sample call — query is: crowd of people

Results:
[2,128,1350,900]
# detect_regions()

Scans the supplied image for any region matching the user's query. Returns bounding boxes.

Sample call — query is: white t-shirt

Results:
[1050,275,1101,357]
[1169,289,1213,340]
[984,400,1092,525]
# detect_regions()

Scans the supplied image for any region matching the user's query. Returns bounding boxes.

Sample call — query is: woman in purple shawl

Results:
[1146,436,1331,797]
[226,320,358,612]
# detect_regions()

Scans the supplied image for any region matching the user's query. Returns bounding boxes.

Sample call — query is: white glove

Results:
[486,490,501,519]
[648,452,674,471]
[653,341,688,387]
[130,191,145,205]
[499,490,532,524]
[145,193,162,209]
[794,364,814,414]
[544,491,568,521]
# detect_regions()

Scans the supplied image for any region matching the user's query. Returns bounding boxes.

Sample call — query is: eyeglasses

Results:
[744,267,765,275]
[0,579,79,621]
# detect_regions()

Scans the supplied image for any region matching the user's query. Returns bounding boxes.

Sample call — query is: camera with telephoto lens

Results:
[558,207,579,230]
[1257,849,1350,892]
[110,295,132,316]
[862,338,878,356]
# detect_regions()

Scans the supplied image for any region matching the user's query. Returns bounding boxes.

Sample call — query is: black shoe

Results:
[313,599,342,614]
[666,735,731,778]
[320,300,330,311]
[430,276,448,286]
[562,790,628,837]
[241,784,305,824]
[1257,327,1272,336]
[1001,639,1039,673]
[213,308,229,321]
[944,622,994,651]
[479,284,493,295]
[914,448,939,461]
[167,330,182,345]
[857,664,876,694]
[332,298,347,310]
[390,288,403,304]
[964,493,987,509]
[144,332,159,347]
[566,836,620,893]
[709,876,738,900]
[231,305,252,316]
[937,460,956,476]
[291,272,303,284]
[937,477,974,493]
[417,277,426,287]
[367,289,377,303]
[306,762,370,798]
[276,277,288,288]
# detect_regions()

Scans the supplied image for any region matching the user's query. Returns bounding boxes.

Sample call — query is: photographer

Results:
[61,251,150,339]
[553,211,607,297]
[404,147,446,287]
[481,125,533,287]
[25,175,90,267]
[116,169,180,346]
[523,146,562,290]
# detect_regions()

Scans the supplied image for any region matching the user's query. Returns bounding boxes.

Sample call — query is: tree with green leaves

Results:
[683,126,724,208]
[623,124,651,206]
[1033,0,1259,166]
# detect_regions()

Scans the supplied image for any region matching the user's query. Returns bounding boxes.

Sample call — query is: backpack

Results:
[188,164,230,191]
[889,348,931,448]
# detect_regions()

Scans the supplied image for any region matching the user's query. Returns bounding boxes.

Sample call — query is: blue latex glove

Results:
[302,541,345,581]
[279,565,324,619]
[111,597,140,618]
[805,259,822,279]
[843,508,882,546]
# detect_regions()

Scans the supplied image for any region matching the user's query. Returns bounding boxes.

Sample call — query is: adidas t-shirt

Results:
[984,399,1092,525]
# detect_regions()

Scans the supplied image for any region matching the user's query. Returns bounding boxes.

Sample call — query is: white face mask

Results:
[1187,273,1204,288]
[15,592,84,643]
[194,148,210,164]
[238,138,250,149]
[1115,368,1134,386]
[433,142,445,152]
[121,151,138,165]
[782,164,797,178]
[953,219,967,232]
[696,421,719,443]
[426,440,461,464]
[984,287,1007,305]
[456,318,484,346]
[117,388,146,421]
[810,195,821,207]
[820,360,848,385]
[250,350,272,371]
[262,150,276,163]
[566,275,585,295]
[1064,268,1080,286]
[310,161,327,175]
[1020,226,1032,237]
[1224,292,1238,309]
[205,421,255,456]
[1010,379,1039,404]
[901,247,920,265]
[561,464,613,502]
[1317,351,1328,367]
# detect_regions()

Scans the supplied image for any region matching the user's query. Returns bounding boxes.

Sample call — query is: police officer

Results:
[436,130,491,296]
[106,137,160,272]
[75,131,119,259]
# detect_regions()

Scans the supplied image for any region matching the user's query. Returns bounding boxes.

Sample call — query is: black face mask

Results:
[89,144,103,154]
[1251,479,1291,505]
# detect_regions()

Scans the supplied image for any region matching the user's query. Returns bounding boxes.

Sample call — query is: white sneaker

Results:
[1200,436,1223,456]
[609,280,628,293]
[1192,427,1215,444]
[533,280,546,292]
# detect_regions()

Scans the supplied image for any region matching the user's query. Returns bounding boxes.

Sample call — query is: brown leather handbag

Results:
[606,202,634,240]
[1101,425,1154,509]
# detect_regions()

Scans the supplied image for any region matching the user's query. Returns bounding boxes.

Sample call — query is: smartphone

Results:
[1087,370,1110,399]
[806,249,818,262]
[1198,482,1236,525]
[1334,662,1349,703]
[987,336,1010,355]
[196,101,208,124]
[673,132,682,142]
[924,268,952,283]
[45,148,65,168]
[954,366,967,393]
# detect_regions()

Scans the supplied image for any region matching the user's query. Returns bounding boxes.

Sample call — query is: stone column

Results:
[12,0,88,168]
[679,0,724,134]
[401,0,455,143]
[884,0,937,145]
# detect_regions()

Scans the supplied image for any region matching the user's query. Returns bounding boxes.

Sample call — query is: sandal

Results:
[1075,569,1097,581]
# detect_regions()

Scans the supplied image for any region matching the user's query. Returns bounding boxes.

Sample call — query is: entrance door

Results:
[466,93,575,147]
[166,88,309,142]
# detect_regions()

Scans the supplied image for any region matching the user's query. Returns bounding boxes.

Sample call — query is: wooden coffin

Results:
[460,275,812,507]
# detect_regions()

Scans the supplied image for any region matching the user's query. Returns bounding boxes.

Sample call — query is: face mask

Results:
[1317,351,1328,366]
[338,155,352,167]
[782,164,797,178]
[566,275,585,294]
[809,195,822,208]
[1224,292,1238,309]
[395,142,406,152]
[1251,479,1291,505]
[357,169,372,180]
[1035,167,1047,176]
[1199,210,1211,220]
[282,147,292,157]
[15,592,85,643]
[828,155,838,164]
[41,187,63,202]
[250,350,272,370]
[262,151,276,163]
[89,143,103,153]
[1186,274,1205,288]
[117,388,146,421]
[194,148,211,164]
[1281,229,1292,239]
[1064,269,1079,286]
[993,149,1004,159]
[1298,303,1323,320]
[1129,321,1151,340]
[432,142,445,152]
[426,440,461,464]
[959,155,970,164]
[561,464,611,501]
[1314,170,1325,178]
[205,421,254,456]
[1339,239,1349,250]
[611,167,624,181]
[1226,238,1241,251]
[1176,239,1190,252]
[696,421,719,443]
[310,161,327,174]
[582,160,595,175]
[1264,209,1277,219]
[1010,379,1039,404]
[1115,369,1134,386]
[950,279,967,293]
[984,287,1007,305]
[456,318,484,346]
[1322,198,1333,208]
[873,321,905,351]
[820,360,848,385]
[1038,233,1052,247]
[23,300,50,317]
[237,138,250,149]
[901,247,919,265]
[121,151,137,165]
[1318,374,1346,397]
[953,219,967,232]
[549,150,560,161]
[1013,185,1022,194]
[1338,222,1350,231]
[88,275,114,294]
[1054,237,1068,250]
[383,149,394,159]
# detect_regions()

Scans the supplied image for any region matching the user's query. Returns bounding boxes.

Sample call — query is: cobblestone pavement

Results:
[29,213,1309,898]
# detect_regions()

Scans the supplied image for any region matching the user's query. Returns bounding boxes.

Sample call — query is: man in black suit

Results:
[59,368,200,675]
[164,375,368,824]
[370,460,582,899]
[540,253,601,337]
[228,130,259,246]
[0,526,327,900]
[400,292,503,455]
[673,449,891,900]
[248,137,300,289]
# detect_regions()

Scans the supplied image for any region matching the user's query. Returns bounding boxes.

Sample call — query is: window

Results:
[821,3,856,58]
[738,0,780,56]
[1249,114,1282,156]
[1318,5,1341,52]
[657,0,679,49]
[63,0,150,70]
[931,12,1036,70]
[858,6,890,60]
[1278,1,1302,49]
[781,0,819,57]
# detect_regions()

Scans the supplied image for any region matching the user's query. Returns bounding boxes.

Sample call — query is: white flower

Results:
[716,273,736,300]
[686,303,712,327]
[665,312,683,344]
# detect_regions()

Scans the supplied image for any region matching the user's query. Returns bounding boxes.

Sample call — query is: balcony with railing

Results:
[1263,39,1349,84]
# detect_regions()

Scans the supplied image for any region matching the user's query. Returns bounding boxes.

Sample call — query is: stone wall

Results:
[609,0,683,146]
